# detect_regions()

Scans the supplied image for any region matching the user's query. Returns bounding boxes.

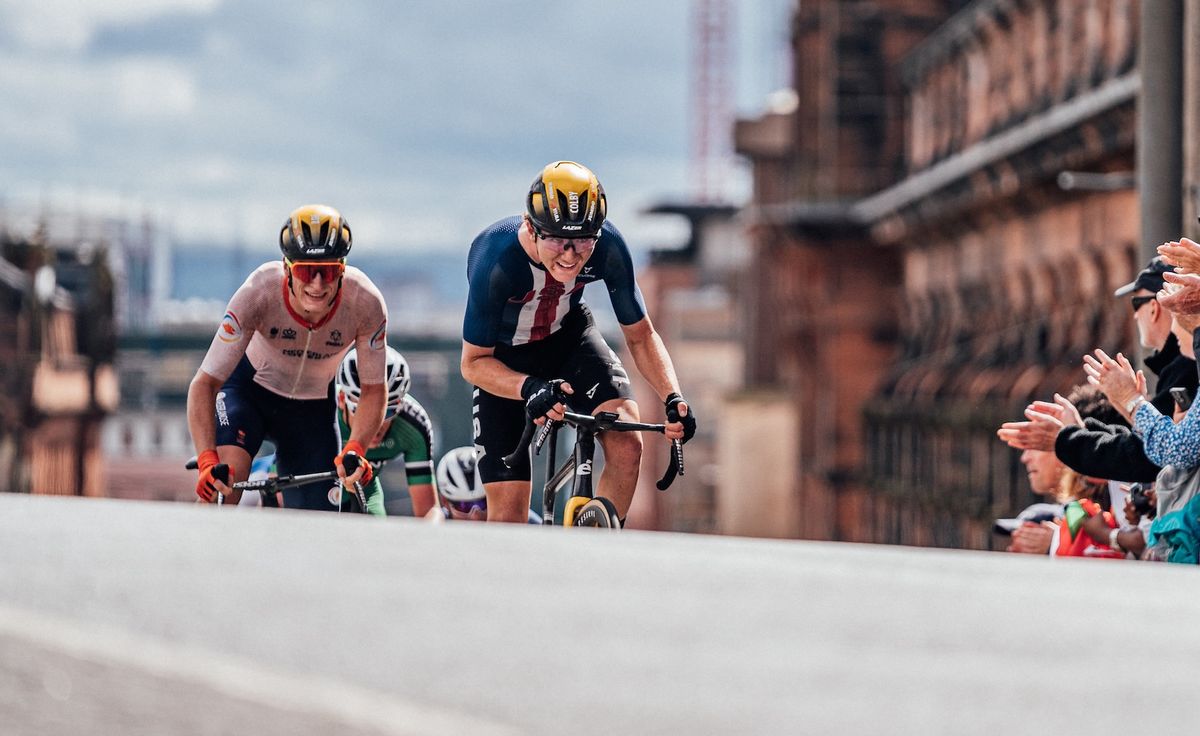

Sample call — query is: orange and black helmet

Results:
[279,204,353,261]
[525,161,606,239]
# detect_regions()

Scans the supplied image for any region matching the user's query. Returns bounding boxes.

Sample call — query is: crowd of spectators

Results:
[996,238,1200,562]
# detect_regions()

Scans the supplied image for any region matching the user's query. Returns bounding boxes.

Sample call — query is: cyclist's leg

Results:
[267,388,341,511]
[473,386,534,523]
[593,398,643,516]
[213,358,268,504]
[561,316,639,516]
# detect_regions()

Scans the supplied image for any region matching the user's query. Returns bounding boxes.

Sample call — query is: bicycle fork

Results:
[560,430,597,526]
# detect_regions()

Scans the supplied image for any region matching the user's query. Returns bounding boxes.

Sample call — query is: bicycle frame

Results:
[515,410,683,526]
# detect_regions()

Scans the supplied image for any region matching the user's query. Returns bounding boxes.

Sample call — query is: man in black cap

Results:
[999,256,1197,483]
[1113,257,1176,370]
[1110,256,1194,415]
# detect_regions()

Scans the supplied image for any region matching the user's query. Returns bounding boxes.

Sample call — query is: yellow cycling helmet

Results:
[279,204,353,261]
[525,161,606,239]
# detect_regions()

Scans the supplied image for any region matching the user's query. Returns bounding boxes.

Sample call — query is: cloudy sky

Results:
[0,0,791,255]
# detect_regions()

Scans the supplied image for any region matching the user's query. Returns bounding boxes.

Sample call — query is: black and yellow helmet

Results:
[525,161,607,239]
[279,204,353,261]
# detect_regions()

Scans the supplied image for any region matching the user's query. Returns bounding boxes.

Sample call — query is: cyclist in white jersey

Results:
[186,204,389,510]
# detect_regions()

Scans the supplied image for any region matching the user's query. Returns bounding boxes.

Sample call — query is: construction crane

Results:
[690,0,734,203]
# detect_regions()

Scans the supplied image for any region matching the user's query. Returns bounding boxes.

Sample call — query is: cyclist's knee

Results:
[602,430,643,467]
[484,481,531,523]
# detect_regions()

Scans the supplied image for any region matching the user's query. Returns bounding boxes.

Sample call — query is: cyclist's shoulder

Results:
[342,265,386,303]
[238,261,284,290]
[472,215,523,245]
[395,395,434,436]
[595,220,633,261]
[468,217,526,276]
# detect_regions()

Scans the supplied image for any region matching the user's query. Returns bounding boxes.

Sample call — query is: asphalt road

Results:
[2,494,1199,735]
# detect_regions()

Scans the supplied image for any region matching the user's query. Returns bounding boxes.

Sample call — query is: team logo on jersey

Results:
[215,391,229,426]
[326,329,344,347]
[369,320,387,350]
[281,328,297,340]
[217,312,242,344]
[269,326,279,338]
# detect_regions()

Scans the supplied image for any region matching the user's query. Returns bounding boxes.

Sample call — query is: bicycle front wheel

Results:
[572,497,621,529]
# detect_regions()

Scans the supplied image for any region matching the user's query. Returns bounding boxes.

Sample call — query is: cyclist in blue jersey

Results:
[461,160,696,524]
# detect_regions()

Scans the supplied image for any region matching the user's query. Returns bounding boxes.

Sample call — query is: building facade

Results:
[734,0,1144,547]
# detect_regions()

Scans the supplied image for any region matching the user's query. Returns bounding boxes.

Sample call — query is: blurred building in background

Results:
[732,0,1147,547]
[0,228,118,495]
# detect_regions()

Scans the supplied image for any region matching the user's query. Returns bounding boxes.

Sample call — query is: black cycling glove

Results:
[521,377,568,420]
[664,393,697,443]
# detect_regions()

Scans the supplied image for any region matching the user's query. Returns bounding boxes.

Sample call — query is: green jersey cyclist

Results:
[335,346,438,516]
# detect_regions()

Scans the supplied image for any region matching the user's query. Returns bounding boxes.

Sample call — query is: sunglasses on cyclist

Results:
[534,229,598,255]
[287,258,346,284]
[1131,295,1156,313]
[448,499,486,516]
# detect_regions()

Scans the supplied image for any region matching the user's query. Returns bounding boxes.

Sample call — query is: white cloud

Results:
[0,0,776,268]
[0,0,220,52]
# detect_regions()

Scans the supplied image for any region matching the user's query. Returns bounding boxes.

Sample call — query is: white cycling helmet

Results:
[436,446,485,506]
[337,346,410,419]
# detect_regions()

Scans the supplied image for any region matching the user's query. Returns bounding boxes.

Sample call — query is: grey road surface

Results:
[1,494,1198,735]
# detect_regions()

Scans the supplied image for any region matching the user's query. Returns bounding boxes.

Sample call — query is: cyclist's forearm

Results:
[624,324,681,401]
[347,383,386,448]
[186,370,222,454]
[409,483,437,517]
[462,353,527,400]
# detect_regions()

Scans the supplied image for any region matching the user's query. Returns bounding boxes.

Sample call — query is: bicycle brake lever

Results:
[655,439,684,491]
[533,419,556,455]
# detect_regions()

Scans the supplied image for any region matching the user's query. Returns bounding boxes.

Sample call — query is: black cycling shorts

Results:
[474,306,634,484]
[214,356,341,510]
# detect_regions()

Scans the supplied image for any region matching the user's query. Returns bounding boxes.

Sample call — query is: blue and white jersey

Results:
[463,216,647,348]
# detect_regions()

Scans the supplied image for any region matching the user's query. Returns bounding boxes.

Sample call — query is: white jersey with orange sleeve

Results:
[199,262,388,399]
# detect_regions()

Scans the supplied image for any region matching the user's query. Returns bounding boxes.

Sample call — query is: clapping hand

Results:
[996,394,1082,450]
[1158,238,1200,274]
[1082,349,1147,421]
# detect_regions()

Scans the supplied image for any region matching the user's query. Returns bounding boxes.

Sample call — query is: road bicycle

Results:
[184,455,369,512]
[502,409,684,529]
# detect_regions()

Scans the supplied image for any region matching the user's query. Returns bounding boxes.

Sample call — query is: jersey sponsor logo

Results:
[282,348,336,359]
[582,266,594,274]
[281,327,297,340]
[369,320,387,350]
[326,329,344,347]
[586,383,599,399]
[217,312,242,344]
[269,326,279,338]
[215,391,230,427]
